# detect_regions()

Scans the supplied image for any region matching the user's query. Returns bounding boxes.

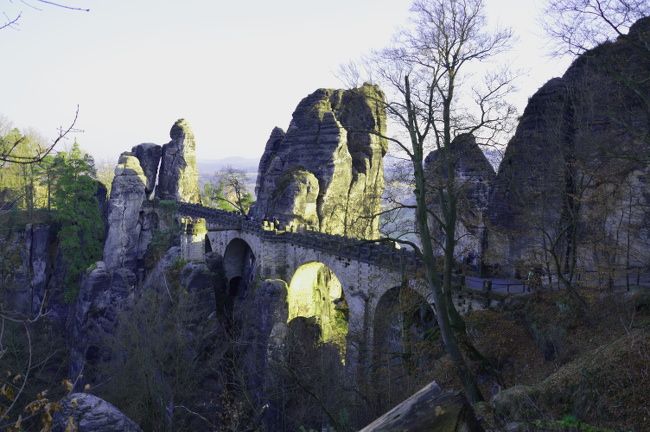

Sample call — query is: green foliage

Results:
[95,160,115,196]
[0,127,51,214]
[532,415,620,432]
[144,228,176,270]
[201,168,254,214]
[157,199,178,212]
[50,142,104,302]
[169,257,188,276]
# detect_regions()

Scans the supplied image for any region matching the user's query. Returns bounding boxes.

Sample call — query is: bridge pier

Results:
[179,217,207,262]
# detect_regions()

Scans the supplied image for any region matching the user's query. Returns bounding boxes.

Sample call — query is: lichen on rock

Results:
[156,118,201,204]
[250,84,387,239]
[103,153,147,270]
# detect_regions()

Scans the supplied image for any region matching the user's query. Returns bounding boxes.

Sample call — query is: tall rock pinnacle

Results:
[250,84,388,239]
[156,119,201,203]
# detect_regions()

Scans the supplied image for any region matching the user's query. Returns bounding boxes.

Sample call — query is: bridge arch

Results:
[370,285,438,411]
[287,261,348,355]
[223,238,256,297]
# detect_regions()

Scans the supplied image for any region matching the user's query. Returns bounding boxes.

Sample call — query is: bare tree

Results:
[540,3,650,291]
[0,106,80,167]
[202,167,254,215]
[1,0,89,31]
[343,0,516,402]
[543,0,649,56]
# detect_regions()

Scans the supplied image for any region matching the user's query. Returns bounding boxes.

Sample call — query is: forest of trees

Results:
[0,126,105,301]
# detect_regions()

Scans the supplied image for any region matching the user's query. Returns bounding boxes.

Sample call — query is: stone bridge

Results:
[174,202,510,387]
[179,203,426,301]
[175,203,440,366]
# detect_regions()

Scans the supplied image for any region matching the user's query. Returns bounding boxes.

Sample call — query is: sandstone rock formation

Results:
[156,119,201,203]
[52,393,142,432]
[103,153,148,270]
[239,279,289,414]
[486,17,650,275]
[425,133,495,267]
[131,143,162,198]
[250,84,387,239]
[69,263,137,385]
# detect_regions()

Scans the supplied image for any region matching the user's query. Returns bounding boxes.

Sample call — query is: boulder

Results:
[131,143,162,198]
[156,119,201,203]
[103,153,147,271]
[268,168,320,228]
[250,84,387,239]
[52,393,142,432]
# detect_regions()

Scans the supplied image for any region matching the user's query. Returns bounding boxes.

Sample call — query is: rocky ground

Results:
[433,287,650,431]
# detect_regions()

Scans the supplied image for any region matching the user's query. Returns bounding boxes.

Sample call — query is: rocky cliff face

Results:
[250,84,387,239]
[70,119,195,388]
[103,153,148,271]
[425,134,495,267]
[69,263,137,386]
[486,17,650,275]
[131,143,162,199]
[156,119,201,203]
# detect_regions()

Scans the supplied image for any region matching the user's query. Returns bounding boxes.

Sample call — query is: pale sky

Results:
[2,0,571,165]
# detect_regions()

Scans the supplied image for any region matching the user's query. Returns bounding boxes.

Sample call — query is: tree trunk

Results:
[359,381,484,432]
[413,159,484,403]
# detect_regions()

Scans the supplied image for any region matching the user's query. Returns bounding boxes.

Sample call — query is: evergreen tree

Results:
[51,142,104,302]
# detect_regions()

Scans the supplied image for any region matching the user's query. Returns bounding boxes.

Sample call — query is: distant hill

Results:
[197,157,260,176]
[198,157,259,196]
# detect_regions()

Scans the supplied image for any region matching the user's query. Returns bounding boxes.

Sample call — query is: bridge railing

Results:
[177,203,650,296]
[176,202,423,272]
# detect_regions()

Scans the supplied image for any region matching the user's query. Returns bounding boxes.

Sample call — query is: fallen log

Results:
[360,381,484,432]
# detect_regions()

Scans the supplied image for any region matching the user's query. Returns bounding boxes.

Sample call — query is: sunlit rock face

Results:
[250,84,388,239]
[131,143,162,198]
[269,168,320,228]
[103,153,148,270]
[287,262,348,353]
[486,17,650,275]
[156,119,201,203]
[425,133,495,268]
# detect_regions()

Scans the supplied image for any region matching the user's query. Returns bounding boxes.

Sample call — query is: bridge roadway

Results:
[176,202,538,297]
[177,202,424,274]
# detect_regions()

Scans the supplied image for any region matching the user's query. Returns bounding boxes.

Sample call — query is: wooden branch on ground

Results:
[359,380,484,432]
